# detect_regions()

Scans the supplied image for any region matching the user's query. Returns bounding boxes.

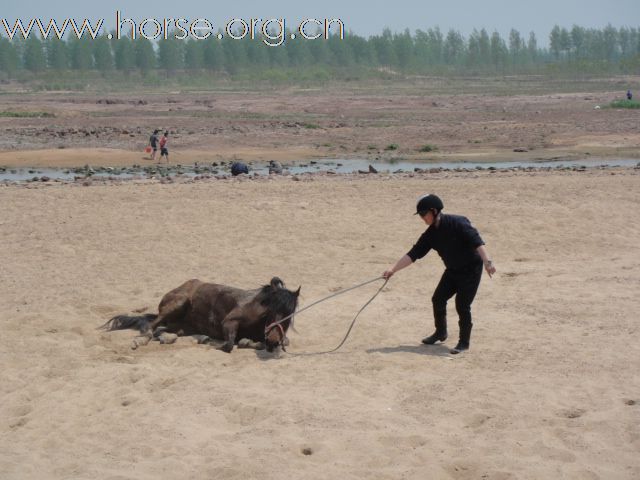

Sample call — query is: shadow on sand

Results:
[366,343,454,358]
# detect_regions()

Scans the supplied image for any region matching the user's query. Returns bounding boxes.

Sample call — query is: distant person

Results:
[159,131,169,163]
[231,162,249,176]
[148,129,160,161]
[268,160,283,175]
[627,90,633,101]
[382,194,496,354]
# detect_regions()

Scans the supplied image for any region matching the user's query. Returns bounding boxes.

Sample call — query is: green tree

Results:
[371,29,397,66]
[0,37,20,75]
[23,35,46,72]
[184,39,204,69]
[134,37,156,72]
[559,27,572,58]
[527,32,538,62]
[68,37,93,70]
[327,33,354,67]
[267,38,290,68]
[478,29,491,64]
[93,35,114,71]
[443,29,465,65]
[202,37,224,71]
[490,31,507,69]
[602,24,618,61]
[550,25,561,59]
[466,30,481,66]
[393,29,413,69]
[114,36,135,71]
[618,27,632,57]
[287,37,314,66]
[46,38,69,70]
[158,35,185,72]
[347,34,375,66]
[426,27,443,65]
[221,36,248,74]
[308,37,333,65]
[571,25,585,58]
[509,29,523,65]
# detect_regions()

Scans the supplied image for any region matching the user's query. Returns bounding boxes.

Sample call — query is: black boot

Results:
[450,323,472,354]
[422,331,448,344]
[422,313,447,345]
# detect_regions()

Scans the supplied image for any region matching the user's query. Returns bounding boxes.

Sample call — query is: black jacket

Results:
[407,214,485,271]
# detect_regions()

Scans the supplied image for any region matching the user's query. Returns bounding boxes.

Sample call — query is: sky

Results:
[2,0,639,45]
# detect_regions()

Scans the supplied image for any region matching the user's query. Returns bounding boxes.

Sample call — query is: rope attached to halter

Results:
[265,276,388,355]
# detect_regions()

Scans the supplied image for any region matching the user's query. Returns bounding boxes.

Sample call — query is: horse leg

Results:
[148,296,190,333]
[220,317,240,353]
[131,296,190,349]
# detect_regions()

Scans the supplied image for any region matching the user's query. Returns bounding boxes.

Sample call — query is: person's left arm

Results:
[476,245,496,277]
[458,217,496,277]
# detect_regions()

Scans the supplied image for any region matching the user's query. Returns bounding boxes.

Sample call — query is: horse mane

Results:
[256,277,299,327]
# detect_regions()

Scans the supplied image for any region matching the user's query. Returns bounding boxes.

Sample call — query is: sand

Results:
[1,167,639,479]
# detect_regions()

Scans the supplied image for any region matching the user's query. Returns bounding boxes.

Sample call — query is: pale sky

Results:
[3,0,639,45]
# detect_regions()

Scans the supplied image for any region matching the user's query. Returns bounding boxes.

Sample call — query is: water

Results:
[279,158,640,174]
[1,158,638,182]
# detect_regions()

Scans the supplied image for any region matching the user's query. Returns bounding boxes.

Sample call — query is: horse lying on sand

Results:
[100,277,300,353]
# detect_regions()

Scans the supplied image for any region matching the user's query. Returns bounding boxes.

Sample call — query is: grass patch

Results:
[0,111,55,118]
[609,99,640,109]
[418,144,438,152]
[302,123,321,129]
[385,143,399,151]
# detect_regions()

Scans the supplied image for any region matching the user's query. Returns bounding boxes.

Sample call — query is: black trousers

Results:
[431,262,483,334]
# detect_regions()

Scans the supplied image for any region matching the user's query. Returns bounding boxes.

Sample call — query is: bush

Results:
[609,99,640,109]
[0,111,55,118]
[418,144,438,152]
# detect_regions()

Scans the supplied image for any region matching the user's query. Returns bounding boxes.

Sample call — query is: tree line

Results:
[0,24,638,77]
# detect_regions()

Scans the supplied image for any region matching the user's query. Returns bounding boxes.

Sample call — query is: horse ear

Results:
[295,286,301,297]
[270,277,284,290]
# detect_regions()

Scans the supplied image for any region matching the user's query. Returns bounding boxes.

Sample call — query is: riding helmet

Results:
[415,194,444,216]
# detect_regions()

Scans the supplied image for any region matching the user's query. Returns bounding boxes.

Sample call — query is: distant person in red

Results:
[159,131,169,163]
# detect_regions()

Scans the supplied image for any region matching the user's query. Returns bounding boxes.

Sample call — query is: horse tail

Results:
[97,313,157,333]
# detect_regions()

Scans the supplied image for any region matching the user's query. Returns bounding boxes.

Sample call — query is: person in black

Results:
[627,90,633,101]
[148,129,160,162]
[383,194,496,354]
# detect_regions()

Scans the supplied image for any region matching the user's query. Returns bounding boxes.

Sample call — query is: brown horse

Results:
[100,277,300,353]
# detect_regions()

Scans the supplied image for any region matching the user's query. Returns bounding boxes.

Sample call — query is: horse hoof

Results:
[131,336,151,350]
[237,338,251,348]
[152,326,168,338]
[158,333,178,344]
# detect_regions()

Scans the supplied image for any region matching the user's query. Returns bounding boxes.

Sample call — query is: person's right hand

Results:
[382,269,394,280]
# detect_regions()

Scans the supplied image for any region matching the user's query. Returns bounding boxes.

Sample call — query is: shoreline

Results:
[2,162,638,188]
[1,146,639,170]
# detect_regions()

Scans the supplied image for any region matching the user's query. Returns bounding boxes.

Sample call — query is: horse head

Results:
[262,278,301,352]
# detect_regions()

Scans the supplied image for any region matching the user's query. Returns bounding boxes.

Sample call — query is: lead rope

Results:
[268,276,388,356]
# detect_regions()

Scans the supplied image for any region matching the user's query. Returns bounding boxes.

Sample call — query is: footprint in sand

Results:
[559,407,586,419]
[8,404,32,429]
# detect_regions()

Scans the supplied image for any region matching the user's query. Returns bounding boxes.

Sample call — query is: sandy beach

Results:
[1,166,639,479]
